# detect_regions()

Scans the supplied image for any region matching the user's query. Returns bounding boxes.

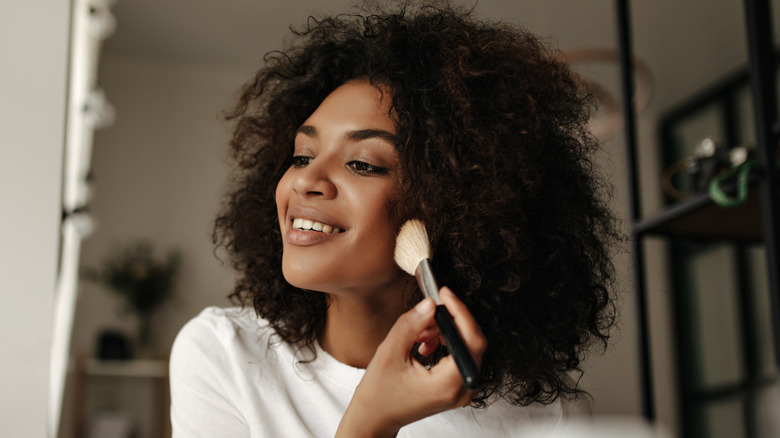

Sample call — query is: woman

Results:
[170,2,619,437]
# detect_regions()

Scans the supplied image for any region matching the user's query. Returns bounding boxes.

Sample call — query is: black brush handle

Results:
[435,305,481,390]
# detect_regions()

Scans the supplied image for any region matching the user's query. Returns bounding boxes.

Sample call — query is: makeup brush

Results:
[394,219,481,390]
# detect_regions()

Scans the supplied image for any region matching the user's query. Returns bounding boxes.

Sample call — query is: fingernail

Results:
[415,298,434,315]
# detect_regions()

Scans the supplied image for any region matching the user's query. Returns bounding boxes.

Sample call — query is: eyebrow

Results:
[296,125,398,146]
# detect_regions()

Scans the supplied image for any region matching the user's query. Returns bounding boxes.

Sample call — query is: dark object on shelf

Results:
[687,138,733,195]
[639,174,774,242]
[96,330,132,360]
[660,139,753,202]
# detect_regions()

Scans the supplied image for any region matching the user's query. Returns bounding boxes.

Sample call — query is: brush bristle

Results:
[394,219,432,275]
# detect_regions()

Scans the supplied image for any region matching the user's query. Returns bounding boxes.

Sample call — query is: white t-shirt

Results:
[170,307,586,437]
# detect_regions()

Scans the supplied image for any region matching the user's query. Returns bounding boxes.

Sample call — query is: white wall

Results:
[0,1,71,436]
[60,54,246,437]
[2,2,775,437]
[70,52,647,424]
[70,55,245,361]
[71,2,775,435]
[64,2,652,432]
[64,4,655,430]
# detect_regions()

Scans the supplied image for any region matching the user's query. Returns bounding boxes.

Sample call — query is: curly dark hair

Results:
[214,0,620,407]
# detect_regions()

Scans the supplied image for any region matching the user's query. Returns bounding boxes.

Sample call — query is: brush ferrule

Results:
[415,258,440,305]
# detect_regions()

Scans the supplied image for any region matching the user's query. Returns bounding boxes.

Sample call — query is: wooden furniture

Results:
[71,356,170,438]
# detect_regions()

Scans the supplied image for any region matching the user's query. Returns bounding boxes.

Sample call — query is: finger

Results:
[416,323,442,356]
[415,324,440,343]
[417,339,441,356]
[438,287,487,364]
[380,297,436,357]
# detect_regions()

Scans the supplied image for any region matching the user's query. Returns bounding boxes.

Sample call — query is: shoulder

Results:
[170,306,274,375]
[170,307,272,436]
[177,306,267,335]
[560,392,592,418]
[173,306,268,346]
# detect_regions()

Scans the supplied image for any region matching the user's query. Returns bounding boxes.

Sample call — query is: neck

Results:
[319,289,408,369]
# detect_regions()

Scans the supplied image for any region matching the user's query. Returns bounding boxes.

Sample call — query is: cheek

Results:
[275,173,291,223]
[383,190,407,232]
[358,194,401,258]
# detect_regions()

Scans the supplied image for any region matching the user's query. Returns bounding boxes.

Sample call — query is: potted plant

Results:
[85,241,181,357]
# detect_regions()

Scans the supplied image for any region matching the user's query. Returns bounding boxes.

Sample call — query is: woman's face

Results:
[275,80,408,299]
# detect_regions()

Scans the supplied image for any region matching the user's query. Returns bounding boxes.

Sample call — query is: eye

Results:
[348,160,389,176]
[290,156,313,168]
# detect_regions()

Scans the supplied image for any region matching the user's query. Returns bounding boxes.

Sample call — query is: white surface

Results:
[0,1,71,437]
[49,214,93,435]
[51,0,115,432]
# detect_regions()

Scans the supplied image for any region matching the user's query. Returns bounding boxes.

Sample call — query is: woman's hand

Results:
[335,287,487,438]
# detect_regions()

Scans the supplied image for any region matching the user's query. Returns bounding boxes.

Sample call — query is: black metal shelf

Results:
[636,174,770,242]
[616,1,780,436]
[685,375,779,404]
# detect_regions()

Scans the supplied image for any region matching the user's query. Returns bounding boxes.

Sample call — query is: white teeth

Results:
[292,218,342,234]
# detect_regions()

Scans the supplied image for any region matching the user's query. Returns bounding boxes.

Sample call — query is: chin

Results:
[280,263,332,293]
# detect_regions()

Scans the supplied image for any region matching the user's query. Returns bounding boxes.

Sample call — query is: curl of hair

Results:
[214,0,621,408]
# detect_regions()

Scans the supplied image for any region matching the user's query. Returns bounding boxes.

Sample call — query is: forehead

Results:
[302,80,396,133]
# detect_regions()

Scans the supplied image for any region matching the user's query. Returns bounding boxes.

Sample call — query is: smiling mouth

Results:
[292,218,344,234]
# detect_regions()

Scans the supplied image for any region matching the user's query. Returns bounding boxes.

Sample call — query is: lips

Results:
[284,206,347,245]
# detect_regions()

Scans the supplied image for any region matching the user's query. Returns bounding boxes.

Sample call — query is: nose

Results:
[291,158,337,199]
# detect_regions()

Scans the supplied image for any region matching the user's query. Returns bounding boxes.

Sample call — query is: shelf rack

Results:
[615,0,780,436]
[83,358,169,379]
[71,356,171,438]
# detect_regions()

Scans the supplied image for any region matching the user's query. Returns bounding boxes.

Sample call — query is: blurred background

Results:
[2,1,780,437]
